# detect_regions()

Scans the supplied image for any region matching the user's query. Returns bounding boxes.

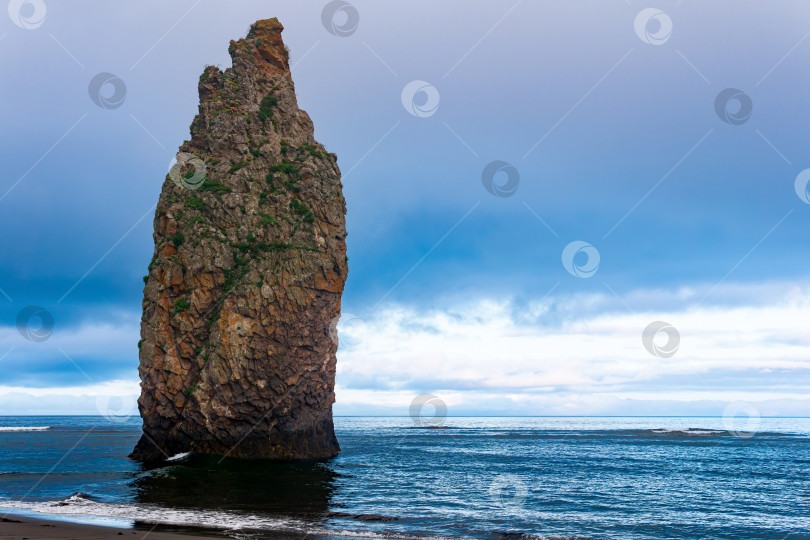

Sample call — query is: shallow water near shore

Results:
[0,416,809,539]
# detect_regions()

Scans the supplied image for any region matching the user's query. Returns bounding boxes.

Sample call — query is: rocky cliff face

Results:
[132,18,346,462]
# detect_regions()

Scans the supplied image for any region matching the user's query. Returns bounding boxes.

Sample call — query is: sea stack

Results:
[132,19,347,462]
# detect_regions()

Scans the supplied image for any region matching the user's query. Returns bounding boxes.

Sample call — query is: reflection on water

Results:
[133,454,337,518]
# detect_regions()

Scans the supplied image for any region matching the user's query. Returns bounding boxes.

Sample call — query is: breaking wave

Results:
[0,493,461,540]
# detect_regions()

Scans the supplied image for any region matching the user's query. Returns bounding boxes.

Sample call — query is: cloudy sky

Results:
[1,0,809,418]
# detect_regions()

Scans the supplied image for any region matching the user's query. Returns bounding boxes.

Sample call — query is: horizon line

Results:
[2,415,810,419]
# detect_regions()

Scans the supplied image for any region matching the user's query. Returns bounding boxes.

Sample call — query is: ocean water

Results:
[0,416,808,539]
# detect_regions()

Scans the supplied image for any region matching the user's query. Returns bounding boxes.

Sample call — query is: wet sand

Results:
[0,514,228,539]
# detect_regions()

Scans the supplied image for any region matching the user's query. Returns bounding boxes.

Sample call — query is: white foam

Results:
[652,428,725,435]
[0,494,297,533]
[165,452,191,462]
[0,494,456,540]
[0,426,51,432]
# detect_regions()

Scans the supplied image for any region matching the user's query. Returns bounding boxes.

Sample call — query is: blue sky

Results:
[1,0,809,418]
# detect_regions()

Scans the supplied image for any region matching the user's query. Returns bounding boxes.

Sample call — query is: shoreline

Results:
[0,513,229,539]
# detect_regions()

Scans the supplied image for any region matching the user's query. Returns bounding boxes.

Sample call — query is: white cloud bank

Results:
[333,280,810,416]
[1,281,809,416]
[0,380,141,417]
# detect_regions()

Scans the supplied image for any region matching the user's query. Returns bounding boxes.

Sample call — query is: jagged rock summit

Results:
[132,18,347,462]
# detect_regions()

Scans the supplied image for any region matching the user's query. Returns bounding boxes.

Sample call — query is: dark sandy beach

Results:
[0,515,228,539]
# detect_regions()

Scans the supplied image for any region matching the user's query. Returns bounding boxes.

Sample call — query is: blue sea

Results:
[0,416,808,539]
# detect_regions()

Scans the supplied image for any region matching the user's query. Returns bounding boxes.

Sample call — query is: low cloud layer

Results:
[334,280,810,416]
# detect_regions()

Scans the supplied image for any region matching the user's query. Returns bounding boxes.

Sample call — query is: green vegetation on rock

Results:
[169,232,185,247]
[258,92,278,122]
[185,196,204,210]
[289,199,314,223]
[172,297,190,315]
